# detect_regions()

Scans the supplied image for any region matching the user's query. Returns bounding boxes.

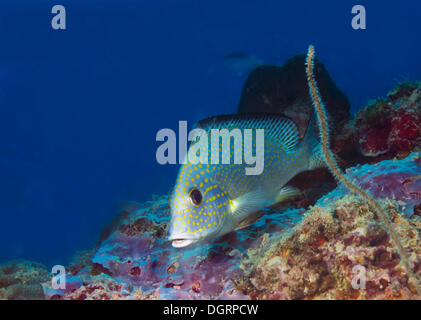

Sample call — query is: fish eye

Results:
[189,188,203,207]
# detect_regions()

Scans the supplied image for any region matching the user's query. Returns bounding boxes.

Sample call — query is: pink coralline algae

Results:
[320,153,421,218]
[42,197,304,300]
[354,82,421,159]
[39,153,421,300]
[239,153,421,300]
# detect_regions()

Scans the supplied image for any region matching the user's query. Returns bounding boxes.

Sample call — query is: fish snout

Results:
[168,232,199,248]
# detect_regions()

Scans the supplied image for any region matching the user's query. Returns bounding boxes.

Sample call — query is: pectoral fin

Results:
[230,188,271,227]
[275,186,301,203]
[234,211,265,230]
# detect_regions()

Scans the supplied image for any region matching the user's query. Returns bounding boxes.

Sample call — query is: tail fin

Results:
[302,112,326,170]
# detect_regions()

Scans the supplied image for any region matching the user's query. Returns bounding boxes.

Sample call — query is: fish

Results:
[223,52,262,75]
[168,112,326,248]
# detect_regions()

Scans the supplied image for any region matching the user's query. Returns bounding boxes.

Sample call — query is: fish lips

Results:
[168,233,200,248]
[171,239,196,248]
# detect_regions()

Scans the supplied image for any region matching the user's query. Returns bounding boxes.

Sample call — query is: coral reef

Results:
[306,45,420,294]
[37,153,421,300]
[240,197,421,299]
[239,154,421,300]
[0,260,49,299]
[2,154,420,300]
[2,59,421,300]
[41,197,305,300]
[237,53,351,139]
[350,81,421,161]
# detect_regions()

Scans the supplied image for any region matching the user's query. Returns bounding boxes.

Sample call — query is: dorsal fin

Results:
[195,113,300,152]
[273,117,300,151]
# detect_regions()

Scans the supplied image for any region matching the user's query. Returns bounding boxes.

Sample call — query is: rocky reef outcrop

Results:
[2,77,421,300]
[354,82,421,160]
[0,260,49,299]
[35,150,421,300]
[239,153,421,300]
[41,198,305,299]
[237,54,351,140]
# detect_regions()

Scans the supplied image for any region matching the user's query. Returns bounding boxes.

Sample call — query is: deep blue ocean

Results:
[0,0,419,266]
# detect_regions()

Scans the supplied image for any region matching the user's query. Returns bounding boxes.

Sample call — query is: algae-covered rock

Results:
[0,260,49,300]
[239,153,421,300]
[2,76,421,300]
[37,153,421,300]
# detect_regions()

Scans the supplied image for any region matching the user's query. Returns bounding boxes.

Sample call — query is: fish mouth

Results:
[169,232,200,248]
[171,239,197,248]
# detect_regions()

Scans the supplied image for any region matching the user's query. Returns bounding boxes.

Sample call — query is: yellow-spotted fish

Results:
[168,113,325,248]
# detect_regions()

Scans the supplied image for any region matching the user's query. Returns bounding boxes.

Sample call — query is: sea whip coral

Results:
[305,45,421,296]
